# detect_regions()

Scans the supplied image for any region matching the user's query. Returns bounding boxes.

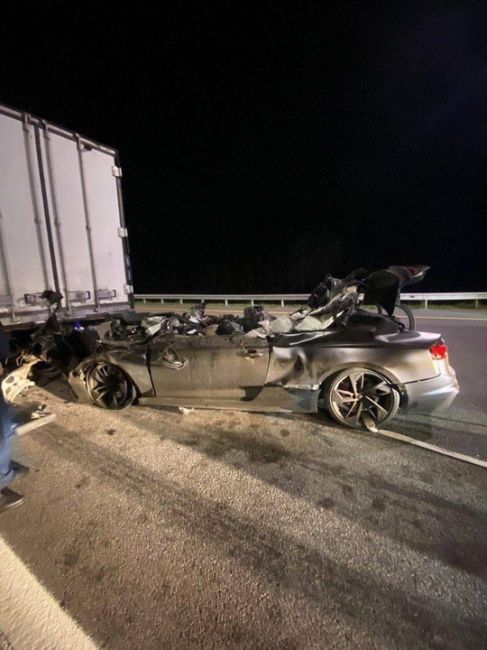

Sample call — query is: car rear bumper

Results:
[399,366,459,414]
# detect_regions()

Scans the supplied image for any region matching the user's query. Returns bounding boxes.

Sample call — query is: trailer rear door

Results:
[0,103,132,324]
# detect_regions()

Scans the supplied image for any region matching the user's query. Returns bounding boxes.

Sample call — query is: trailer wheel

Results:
[85,362,136,409]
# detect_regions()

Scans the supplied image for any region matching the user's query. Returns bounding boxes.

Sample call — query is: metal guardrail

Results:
[134,292,487,309]
[401,292,487,308]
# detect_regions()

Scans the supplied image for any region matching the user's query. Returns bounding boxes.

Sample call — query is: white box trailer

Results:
[0,102,133,328]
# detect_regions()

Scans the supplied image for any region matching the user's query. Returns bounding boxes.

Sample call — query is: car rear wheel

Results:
[85,362,136,409]
[320,367,399,430]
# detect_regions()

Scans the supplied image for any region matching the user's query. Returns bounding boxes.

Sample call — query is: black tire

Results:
[319,367,400,430]
[370,302,415,330]
[367,303,383,316]
[391,303,415,330]
[85,362,136,409]
[29,362,63,387]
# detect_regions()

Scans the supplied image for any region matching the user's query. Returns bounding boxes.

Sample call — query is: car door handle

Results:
[155,346,188,370]
[244,349,263,359]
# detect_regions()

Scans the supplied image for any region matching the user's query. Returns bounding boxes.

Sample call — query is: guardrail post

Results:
[251,299,255,306]
[281,299,284,307]
[475,299,479,309]
[179,299,183,305]
[225,299,228,306]
[160,299,164,304]
[424,299,428,309]
[143,298,146,304]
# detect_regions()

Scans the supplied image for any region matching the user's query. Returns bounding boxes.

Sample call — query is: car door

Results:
[149,334,270,400]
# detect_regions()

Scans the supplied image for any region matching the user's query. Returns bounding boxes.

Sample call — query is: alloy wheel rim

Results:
[330,370,395,427]
[86,362,130,409]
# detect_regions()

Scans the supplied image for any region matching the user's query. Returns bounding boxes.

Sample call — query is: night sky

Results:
[2,2,486,293]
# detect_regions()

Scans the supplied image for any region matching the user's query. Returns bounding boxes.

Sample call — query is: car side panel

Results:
[149,335,270,399]
[265,344,439,389]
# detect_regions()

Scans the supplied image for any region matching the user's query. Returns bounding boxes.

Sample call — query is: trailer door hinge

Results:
[112,166,123,178]
[118,227,128,238]
[124,284,134,295]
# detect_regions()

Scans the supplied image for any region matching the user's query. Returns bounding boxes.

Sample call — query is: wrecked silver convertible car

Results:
[60,266,458,431]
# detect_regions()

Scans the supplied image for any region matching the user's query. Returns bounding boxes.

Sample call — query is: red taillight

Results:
[430,341,448,360]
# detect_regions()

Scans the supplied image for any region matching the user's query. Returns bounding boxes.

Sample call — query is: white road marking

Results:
[0,536,97,650]
[376,428,487,468]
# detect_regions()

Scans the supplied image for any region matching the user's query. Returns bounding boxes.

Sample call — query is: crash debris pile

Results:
[98,300,343,342]
[100,303,278,340]
[117,265,430,340]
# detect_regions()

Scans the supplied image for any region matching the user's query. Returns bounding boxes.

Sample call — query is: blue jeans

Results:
[0,390,15,490]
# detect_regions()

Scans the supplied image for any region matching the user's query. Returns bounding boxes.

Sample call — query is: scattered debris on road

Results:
[178,407,195,416]
[2,361,37,403]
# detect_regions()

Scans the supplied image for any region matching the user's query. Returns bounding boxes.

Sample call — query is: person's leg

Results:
[0,391,15,489]
[0,390,24,512]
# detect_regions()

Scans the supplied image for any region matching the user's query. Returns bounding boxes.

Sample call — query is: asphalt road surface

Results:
[391,315,487,460]
[0,308,486,649]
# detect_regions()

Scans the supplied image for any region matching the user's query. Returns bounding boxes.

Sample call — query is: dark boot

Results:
[10,461,29,480]
[0,487,24,514]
